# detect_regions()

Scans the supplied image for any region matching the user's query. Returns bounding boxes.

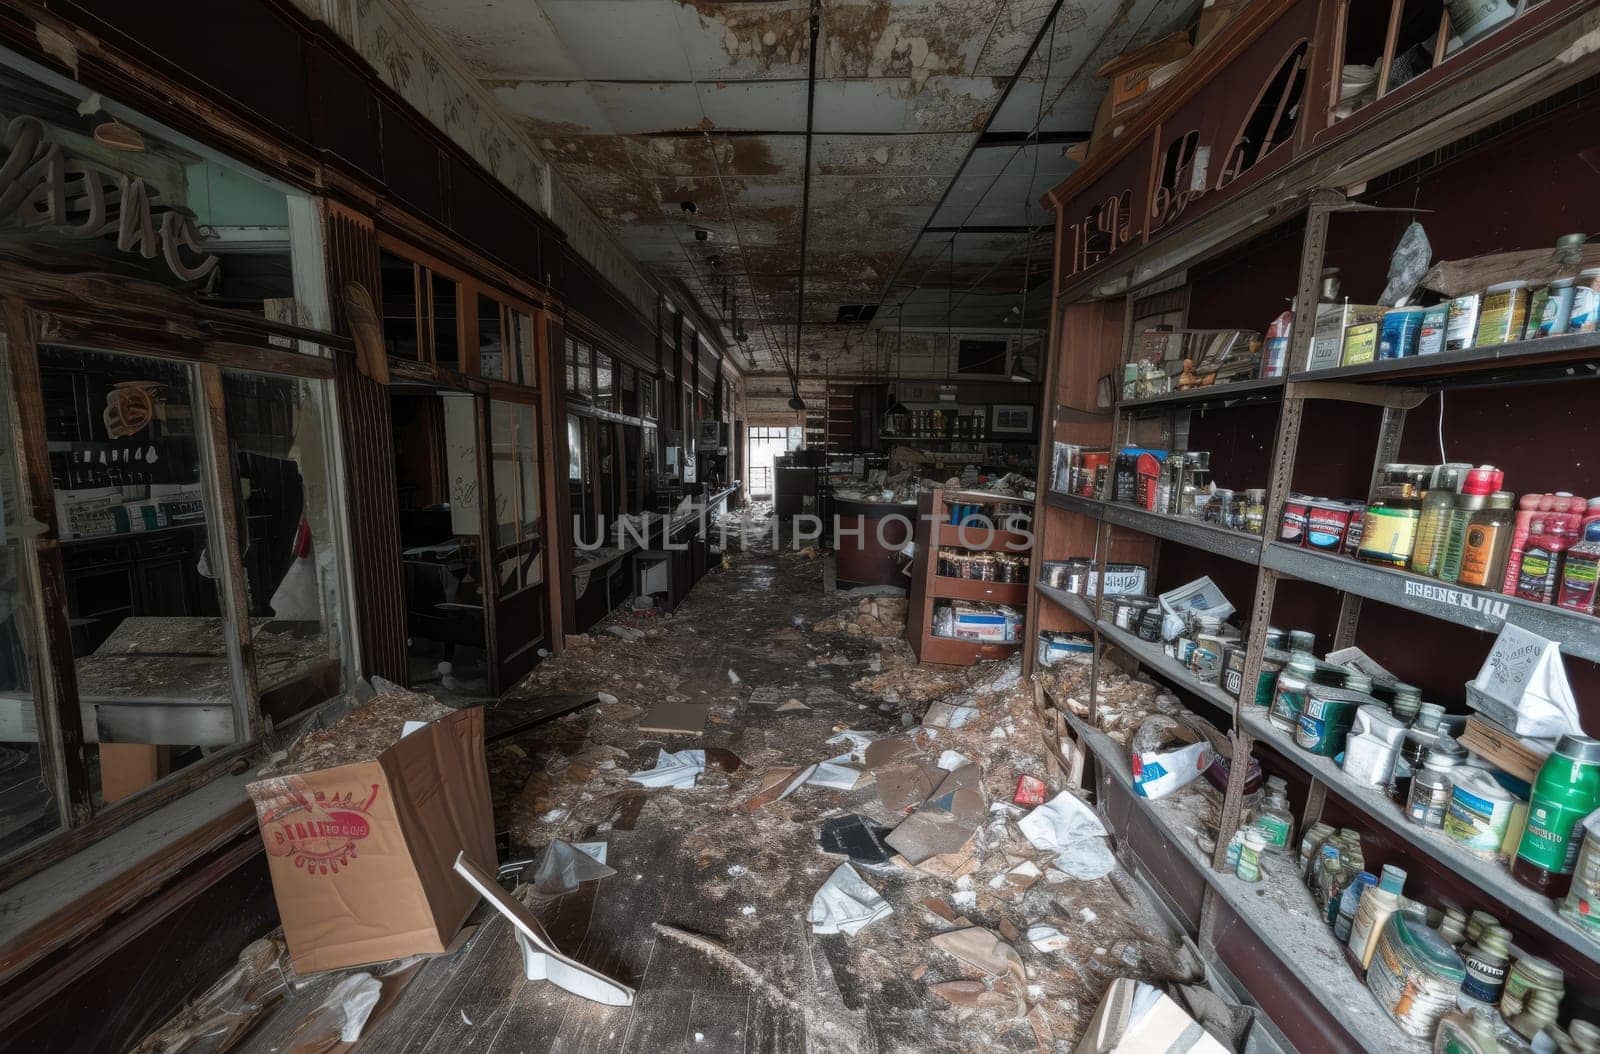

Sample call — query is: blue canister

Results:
[1378,307,1426,359]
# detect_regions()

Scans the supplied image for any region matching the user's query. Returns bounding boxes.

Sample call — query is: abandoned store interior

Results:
[2,0,1600,1051]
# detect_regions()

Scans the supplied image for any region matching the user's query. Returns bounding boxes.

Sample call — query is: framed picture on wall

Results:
[990,404,1034,435]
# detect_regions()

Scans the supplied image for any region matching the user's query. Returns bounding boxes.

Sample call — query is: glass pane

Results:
[392,393,489,692]
[595,353,614,408]
[380,250,420,360]
[513,310,537,387]
[642,425,659,510]
[642,374,657,419]
[620,364,637,417]
[432,273,460,370]
[565,336,579,393]
[490,402,541,592]
[568,414,592,533]
[478,296,504,380]
[0,331,57,856]
[41,346,240,810]
[575,343,593,399]
[222,371,346,723]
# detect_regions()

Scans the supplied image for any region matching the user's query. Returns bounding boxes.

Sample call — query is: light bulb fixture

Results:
[788,394,806,411]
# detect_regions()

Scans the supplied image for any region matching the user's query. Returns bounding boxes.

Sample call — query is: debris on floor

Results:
[147,513,1211,1054]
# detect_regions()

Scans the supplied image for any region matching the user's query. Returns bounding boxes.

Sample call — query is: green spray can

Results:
[1513,734,1600,898]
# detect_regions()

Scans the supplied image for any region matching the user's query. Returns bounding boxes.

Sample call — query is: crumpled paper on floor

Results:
[1018,790,1115,880]
[809,863,893,936]
[806,754,863,790]
[627,749,706,788]
[531,839,618,894]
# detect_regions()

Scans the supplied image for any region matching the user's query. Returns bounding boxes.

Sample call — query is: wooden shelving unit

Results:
[906,487,1032,666]
[1024,2,1600,1043]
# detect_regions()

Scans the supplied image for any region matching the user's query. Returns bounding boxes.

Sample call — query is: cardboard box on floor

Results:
[247,706,495,974]
[1076,977,1229,1054]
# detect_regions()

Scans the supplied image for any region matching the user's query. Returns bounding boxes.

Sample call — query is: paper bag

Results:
[1465,624,1582,743]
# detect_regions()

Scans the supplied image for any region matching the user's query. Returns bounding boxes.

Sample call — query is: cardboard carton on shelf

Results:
[247,706,496,974]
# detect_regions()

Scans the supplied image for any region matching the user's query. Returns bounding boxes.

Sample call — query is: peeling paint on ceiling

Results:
[402,0,1193,374]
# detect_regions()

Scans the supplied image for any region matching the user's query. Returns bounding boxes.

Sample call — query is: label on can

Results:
[1342,322,1378,365]
[1305,502,1351,551]
[1255,813,1291,850]
[1519,794,1591,875]
[1461,949,1508,1004]
[1571,286,1600,334]
[1418,305,1450,354]
[1341,504,1366,554]
[1280,498,1309,544]
[1442,771,1515,855]
[1357,506,1418,566]
[1446,294,1481,351]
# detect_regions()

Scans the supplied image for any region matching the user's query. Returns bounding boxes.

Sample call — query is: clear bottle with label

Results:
[1459,491,1516,589]
[1411,463,1470,576]
[1359,465,1430,569]
[1439,466,1501,583]
[1255,781,1295,854]
[1269,653,1317,733]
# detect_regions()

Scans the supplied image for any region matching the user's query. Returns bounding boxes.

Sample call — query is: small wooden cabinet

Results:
[905,487,1033,665]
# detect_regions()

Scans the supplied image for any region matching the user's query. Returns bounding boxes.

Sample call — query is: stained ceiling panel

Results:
[405,0,1194,376]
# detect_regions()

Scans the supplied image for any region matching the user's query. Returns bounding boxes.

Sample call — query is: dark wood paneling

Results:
[444,156,542,282]
[0,836,275,1054]
[305,39,382,180]
[379,98,447,223]
[59,0,313,142]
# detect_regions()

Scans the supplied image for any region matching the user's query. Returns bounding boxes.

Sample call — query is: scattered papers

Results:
[807,755,863,790]
[825,729,879,762]
[571,842,608,865]
[1019,791,1115,880]
[627,749,706,788]
[809,863,892,936]
[936,750,969,771]
[637,702,709,735]
[530,839,617,895]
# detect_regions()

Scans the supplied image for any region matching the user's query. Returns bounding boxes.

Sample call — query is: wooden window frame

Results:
[0,292,353,893]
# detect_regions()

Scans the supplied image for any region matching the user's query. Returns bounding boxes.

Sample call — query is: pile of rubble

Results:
[814,595,908,638]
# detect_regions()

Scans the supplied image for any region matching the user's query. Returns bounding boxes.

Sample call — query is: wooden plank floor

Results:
[339,828,816,1054]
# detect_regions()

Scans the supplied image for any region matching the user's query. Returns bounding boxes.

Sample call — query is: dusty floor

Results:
[171,511,1197,1054]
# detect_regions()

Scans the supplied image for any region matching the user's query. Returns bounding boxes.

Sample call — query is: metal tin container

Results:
[1296,685,1374,755]
[1280,494,1310,545]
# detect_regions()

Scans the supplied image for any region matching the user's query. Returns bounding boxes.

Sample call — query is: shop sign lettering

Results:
[0,114,219,282]
[1402,580,1511,622]
[1065,188,1136,277]
[1060,35,1310,279]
